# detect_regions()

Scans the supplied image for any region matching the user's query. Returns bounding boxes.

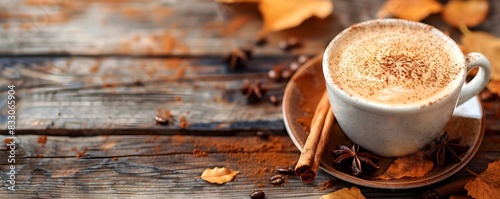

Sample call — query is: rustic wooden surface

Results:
[1,0,500,198]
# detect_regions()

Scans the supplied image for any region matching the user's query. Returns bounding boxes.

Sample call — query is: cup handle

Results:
[457,52,491,106]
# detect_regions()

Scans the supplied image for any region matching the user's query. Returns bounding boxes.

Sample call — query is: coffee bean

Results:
[250,190,265,199]
[269,95,279,105]
[154,108,173,125]
[278,41,288,50]
[269,174,284,185]
[281,69,293,80]
[480,90,494,101]
[134,80,144,86]
[289,62,300,72]
[297,55,309,64]
[255,36,268,46]
[276,166,294,175]
[257,131,270,140]
[279,37,302,51]
[268,66,282,81]
[287,37,301,47]
[242,47,253,59]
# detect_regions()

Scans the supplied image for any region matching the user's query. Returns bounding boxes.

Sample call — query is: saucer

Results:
[282,55,485,189]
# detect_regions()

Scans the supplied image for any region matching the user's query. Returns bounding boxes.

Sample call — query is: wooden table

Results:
[1,0,499,198]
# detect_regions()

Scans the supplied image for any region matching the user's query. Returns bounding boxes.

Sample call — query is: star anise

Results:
[240,80,267,104]
[332,145,380,176]
[223,47,252,71]
[426,131,470,166]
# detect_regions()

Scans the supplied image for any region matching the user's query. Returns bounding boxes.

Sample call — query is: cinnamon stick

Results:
[294,92,335,183]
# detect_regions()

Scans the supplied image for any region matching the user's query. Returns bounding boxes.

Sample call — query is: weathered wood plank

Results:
[2,56,500,134]
[0,56,299,134]
[4,133,499,198]
[1,0,500,56]
[0,0,384,56]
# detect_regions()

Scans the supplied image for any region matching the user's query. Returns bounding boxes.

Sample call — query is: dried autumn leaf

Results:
[465,160,500,199]
[258,0,333,35]
[377,0,443,21]
[460,28,500,81]
[442,0,489,27]
[319,187,366,199]
[200,167,239,184]
[376,151,434,180]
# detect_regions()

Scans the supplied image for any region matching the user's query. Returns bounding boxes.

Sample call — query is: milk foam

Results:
[328,24,462,105]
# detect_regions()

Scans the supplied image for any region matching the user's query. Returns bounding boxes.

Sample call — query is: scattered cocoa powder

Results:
[153,146,161,157]
[174,68,186,80]
[159,32,176,54]
[89,60,101,73]
[3,23,10,30]
[113,157,118,161]
[119,31,186,55]
[221,14,252,36]
[193,148,208,157]
[179,116,189,129]
[71,147,77,152]
[37,135,47,147]
[175,96,182,102]
[164,59,183,69]
[193,136,297,186]
[319,180,342,191]
[137,134,298,186]
[20,22,32,30]
[296,116,314,132]
[75,147,88,159]
[171,134,186,143]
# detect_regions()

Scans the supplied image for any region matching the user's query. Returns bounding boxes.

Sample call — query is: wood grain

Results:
[6,134,499,198]
[0,56,296,134]
[1,0,499,56]
[0,0,386,56]
[1,0,500,198]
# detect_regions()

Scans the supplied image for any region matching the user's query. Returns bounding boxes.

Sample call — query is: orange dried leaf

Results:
[461,30,500,81]
[258,0,333,35]
[376,151,434,180]
[319,187,366,199]
[442,0,489,27]
[377,0,443,21]
[200,167,239,184]
[465,160,500,199]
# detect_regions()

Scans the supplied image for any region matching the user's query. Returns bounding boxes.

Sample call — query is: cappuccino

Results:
[327,23,463,105]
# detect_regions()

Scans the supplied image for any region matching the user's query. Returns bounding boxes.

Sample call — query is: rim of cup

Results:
[322,19,467,114]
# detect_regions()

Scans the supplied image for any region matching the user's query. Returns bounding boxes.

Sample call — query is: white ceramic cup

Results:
[323,19,491,157]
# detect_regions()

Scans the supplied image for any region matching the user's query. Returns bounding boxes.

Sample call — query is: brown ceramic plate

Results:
[282,55,485,189]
